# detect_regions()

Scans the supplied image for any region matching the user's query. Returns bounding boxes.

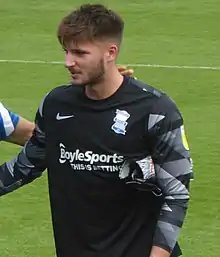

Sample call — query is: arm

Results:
[0,102,34,146]
[148,95,193,256]
[0,102,47,196]
[119,94,193,257]
[6,116,34,146]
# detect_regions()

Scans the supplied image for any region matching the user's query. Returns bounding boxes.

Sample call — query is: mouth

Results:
[70,72,81,77]
[69,70,81,75]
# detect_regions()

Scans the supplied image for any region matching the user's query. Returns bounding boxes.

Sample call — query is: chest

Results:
[45,102,151,158]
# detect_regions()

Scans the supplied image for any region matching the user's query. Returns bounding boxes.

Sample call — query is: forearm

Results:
[0,131,46,196]
[0,157,43,196]
[153,199,188,253]
[6,117,34,146]
[152,153,192,253]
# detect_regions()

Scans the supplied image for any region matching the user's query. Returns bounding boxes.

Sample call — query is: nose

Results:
[64,52,76,68]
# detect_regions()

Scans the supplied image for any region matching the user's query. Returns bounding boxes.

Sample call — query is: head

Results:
[57,4,124,85]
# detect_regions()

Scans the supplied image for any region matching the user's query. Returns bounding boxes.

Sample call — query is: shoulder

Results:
[127,77,163,99]
[151,93,181,116]
[37,83,82,115]
[124,78,183,131]
[46,83,79,100]
[125,77,180,113]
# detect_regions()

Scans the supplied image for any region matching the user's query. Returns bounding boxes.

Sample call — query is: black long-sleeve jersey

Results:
[0,76,193,257]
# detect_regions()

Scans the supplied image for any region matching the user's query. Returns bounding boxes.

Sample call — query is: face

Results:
[63,40,118,86]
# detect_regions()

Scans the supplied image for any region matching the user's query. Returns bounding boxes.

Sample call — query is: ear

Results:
[106,44,119,62]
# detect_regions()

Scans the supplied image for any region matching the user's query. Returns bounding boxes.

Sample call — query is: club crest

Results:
[111,109,130,135]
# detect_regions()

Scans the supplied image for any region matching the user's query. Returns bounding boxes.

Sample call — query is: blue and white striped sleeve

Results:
[0,102,20,140]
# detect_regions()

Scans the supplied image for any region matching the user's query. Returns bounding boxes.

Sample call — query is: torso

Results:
[43,76,164,257]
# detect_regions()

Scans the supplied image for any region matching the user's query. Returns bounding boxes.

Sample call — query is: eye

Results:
[75,51,84,56]
[63,48,90,56]
[73,50,88,56]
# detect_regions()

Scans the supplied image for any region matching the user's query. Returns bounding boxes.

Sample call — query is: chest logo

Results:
[56,113,74,120]
[111,109,130,135]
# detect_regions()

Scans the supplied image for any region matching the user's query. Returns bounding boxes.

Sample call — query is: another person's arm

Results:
[0,102,34,146]
[117,65,133,76]
[6,116,34,146]
[0,101,47,196]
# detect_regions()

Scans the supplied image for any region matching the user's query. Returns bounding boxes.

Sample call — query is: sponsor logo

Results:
[58,143,124,172]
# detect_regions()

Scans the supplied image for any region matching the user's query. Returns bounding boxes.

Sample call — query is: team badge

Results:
[111,109,130,135]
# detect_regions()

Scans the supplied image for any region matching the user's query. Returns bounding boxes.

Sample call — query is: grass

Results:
[0,0,220,256]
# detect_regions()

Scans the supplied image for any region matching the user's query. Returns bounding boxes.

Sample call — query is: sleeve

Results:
[147,94,193,253]
[119,94,193,253]
[0,102,20,140]
[0,97,47,196]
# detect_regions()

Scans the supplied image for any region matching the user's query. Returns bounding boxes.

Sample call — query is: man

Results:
[0,4,193,257]
[0,102,34,145]
[0,67,133,146]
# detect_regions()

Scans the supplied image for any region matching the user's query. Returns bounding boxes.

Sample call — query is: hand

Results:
[150,246,170,257]
[117,65,134,76]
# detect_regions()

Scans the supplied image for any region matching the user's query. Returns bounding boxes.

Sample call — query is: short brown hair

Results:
[57,4,124,47]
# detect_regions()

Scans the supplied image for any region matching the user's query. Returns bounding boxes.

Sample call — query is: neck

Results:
[85,66,124,100]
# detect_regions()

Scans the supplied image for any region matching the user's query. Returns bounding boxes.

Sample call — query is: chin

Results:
[71,79,85,85]
[72,77,92,86]
[71,75,84,85]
